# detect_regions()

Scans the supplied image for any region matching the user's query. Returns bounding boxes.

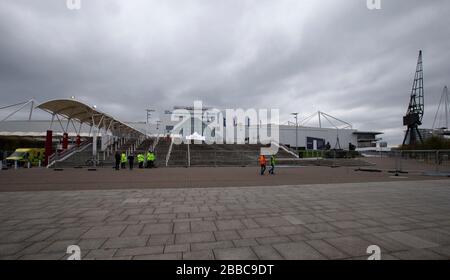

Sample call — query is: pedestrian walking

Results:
[259,154,266,175]
[269,155,276,175]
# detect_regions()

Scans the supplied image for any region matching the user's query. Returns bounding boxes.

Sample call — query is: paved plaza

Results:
[1,179,450,260]
[0,162,445,192]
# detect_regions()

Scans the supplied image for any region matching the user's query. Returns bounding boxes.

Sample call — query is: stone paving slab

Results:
[182,250,214,260]
[273,242,325,260]
[0,180,450,260]
[391,249,448,260]
[378,231,439,249]
[305,239,349,259]
[115,246,164,257]
[252,245,284,260]
[214,247,258,260]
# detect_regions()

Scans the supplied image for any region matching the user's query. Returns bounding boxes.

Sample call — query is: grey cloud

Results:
[1,0,449,144]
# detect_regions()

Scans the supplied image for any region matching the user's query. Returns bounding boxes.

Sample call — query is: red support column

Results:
[62,132,69,150]
[44,130,53,166]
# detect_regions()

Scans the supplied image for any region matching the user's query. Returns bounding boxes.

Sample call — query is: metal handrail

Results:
[47,141,92,168]
[48,139,92,163]
[165,138,174,167]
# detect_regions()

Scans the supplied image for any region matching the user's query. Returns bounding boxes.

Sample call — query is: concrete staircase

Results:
[52,143,95,168]
[166,143,297,167]
[153,138,171,167]
[52,138,143,168]
[168,142,188,167]
[136,138,155,152]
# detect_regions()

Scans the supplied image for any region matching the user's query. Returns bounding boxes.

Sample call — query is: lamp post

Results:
[291,113,299,150]
[146,109,155,124]
[156,120,161,130]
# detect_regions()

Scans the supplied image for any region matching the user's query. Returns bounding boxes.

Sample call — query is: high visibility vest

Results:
[147,153,155,161]
[259,156,266,165]
[137,154,144,163]
[121,153,127,163]
[270,156,276,165]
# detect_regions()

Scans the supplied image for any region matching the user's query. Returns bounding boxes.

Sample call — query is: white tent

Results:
[186,132,205,141]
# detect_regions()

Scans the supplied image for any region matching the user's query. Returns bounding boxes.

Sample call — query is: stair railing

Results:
[165,137,174,167]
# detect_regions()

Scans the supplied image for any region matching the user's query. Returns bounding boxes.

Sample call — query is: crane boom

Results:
[402,50,425,146]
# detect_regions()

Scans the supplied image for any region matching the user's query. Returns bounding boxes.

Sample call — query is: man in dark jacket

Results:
[128,154,135,170]
[114,151,121,171]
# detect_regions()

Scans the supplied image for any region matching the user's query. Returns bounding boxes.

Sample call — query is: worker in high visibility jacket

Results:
[137,153,145,168]
[269,155,276,175]
[258,154,267,175]
[147,151,156,168]
[120,152,127,169]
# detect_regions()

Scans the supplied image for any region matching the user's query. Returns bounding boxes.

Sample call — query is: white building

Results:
[0,105,382,152]
[138,107,382,151]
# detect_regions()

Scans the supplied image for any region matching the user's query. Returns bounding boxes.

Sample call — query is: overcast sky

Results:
[1,0,449,144]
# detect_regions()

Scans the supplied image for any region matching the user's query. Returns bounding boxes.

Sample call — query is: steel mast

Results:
[402,50,425,145]
[432,86,449,133]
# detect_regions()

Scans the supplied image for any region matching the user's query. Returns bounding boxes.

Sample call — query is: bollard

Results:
[39,160,41,168]
[14,160,18,170]
[214,151,217,167]
[27,161,31,169]
[187,143,190,168]
[436,150,439,174]
[54,151,58,169]
[395,151,401,174]
[333,150,336,168]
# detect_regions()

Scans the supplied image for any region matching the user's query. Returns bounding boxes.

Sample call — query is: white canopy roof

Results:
[37,99,144,136]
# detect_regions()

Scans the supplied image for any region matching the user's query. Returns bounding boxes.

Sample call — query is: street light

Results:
[146,109,155,124]
[291,113,299,150]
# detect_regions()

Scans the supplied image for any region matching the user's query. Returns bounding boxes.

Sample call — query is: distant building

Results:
[132,107,383,151]
[353,131,383,148]
[0,106,384,152]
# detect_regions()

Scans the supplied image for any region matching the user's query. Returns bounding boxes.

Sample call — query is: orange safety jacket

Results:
[258,155,266,166]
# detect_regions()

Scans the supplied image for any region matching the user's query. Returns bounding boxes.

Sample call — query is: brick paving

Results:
[0,180,450,260]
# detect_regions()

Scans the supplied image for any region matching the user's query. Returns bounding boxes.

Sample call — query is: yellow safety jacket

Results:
[147,153,155,162]
[121,153,127,163]
[137,154,145,163]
